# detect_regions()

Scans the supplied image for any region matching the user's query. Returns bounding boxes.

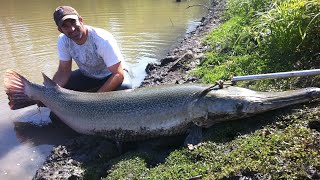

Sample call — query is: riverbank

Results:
[33,1,225,179]
[140,1,223,87]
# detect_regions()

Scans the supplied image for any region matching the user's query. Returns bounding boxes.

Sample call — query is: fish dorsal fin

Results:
[42,72,57,87]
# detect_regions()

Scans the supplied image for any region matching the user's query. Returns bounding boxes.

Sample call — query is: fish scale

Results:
[4,70,320,142]
[51,85,208,140]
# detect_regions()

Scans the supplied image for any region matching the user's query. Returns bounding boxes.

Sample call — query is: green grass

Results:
[102,104,320,179]
[194,0,320,90]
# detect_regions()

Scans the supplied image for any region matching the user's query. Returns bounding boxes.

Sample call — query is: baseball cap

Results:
[53,6,80,27]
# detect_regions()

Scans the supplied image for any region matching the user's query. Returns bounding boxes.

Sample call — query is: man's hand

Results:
[97,62,124,92]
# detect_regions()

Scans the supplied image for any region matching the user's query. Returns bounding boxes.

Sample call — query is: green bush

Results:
[258,0,320,72]
[196,0,320,89]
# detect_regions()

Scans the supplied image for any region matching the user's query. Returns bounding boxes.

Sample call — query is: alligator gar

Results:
[4,70,320,142]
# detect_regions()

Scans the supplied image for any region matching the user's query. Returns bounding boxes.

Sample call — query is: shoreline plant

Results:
[195,0,320,90]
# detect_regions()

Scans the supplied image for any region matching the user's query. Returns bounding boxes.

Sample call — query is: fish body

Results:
[4,70,320,142]
[46,84,208,142]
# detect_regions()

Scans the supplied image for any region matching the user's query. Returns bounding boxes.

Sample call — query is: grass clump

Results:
[103,153,150,179]
[194,0,320,89]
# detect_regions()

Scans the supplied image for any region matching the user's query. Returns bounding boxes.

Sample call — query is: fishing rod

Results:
[231,69,320,84]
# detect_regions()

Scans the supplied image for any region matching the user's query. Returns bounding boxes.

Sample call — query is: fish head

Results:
[196,86,262,128]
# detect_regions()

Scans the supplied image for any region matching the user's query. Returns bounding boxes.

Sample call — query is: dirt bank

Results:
[33,1,225,179]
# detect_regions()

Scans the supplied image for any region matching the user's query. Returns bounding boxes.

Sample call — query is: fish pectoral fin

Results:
[184,124,203,149]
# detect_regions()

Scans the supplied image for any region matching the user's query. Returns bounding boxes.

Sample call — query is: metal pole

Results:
[231,69,320,82]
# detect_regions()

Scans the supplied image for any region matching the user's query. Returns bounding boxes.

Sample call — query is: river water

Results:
[0,0,210,179]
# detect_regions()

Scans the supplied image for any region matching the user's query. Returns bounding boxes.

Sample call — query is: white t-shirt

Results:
[57,25,125,79]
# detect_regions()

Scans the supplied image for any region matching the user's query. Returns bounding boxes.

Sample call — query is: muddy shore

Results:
[33,1,224,179]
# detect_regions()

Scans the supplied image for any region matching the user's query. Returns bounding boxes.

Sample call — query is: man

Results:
[52,5,132,92]
[48,6,132,122]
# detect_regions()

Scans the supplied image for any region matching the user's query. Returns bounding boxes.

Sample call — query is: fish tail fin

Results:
[3,70,37,110]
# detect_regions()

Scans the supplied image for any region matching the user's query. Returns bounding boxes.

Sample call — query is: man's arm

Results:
[97,62,124,92]
[53,60,72,87]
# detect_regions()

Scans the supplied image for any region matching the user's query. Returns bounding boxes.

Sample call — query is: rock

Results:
[145,63,158,73]
[160,56,178,66]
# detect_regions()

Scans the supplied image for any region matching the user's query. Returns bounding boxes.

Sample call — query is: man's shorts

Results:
[64,69,132,92]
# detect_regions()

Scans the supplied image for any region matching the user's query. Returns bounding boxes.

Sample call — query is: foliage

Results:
[194,0,320,89]
[105,153,149,179]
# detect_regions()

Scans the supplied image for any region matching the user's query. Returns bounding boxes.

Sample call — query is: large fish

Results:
[4,70,320,142]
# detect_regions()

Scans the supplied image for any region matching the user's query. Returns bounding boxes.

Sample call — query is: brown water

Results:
[0,0,210,179]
